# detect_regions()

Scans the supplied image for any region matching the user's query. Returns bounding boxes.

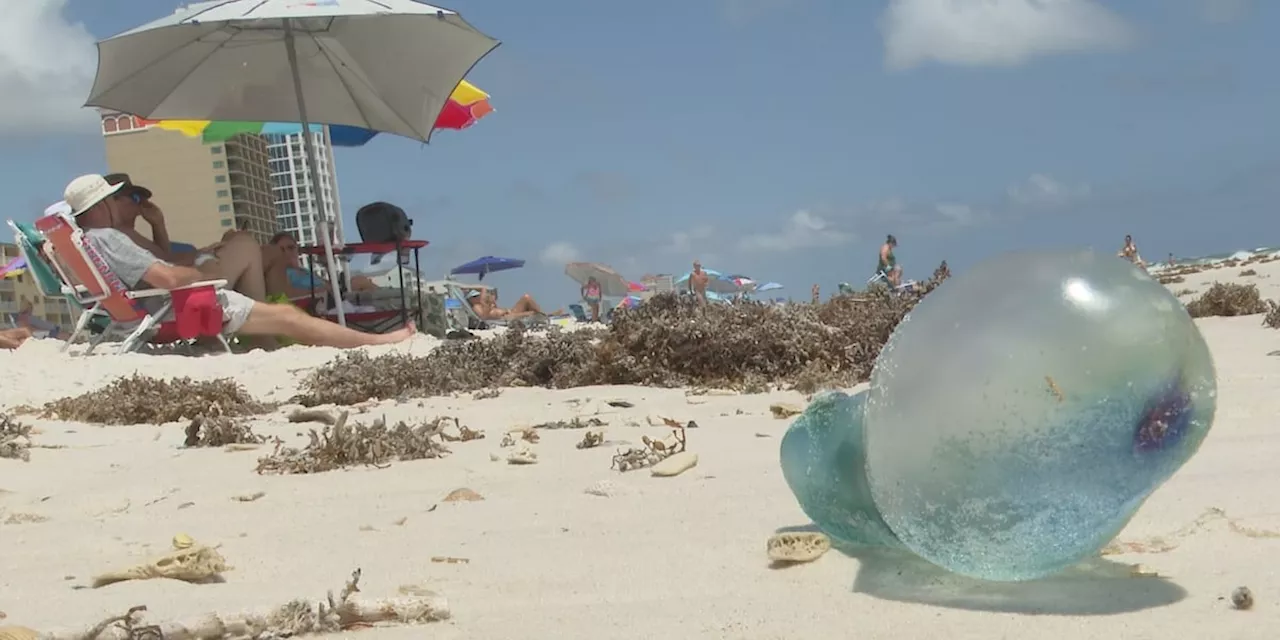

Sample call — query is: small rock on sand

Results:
[507,449,538,465]
[770,403,803,418]
[651,451,698,477]
[767,531,831,564]
[443,488,484,502]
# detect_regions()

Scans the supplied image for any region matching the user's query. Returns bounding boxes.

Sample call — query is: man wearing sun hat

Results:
[61,174,415,349]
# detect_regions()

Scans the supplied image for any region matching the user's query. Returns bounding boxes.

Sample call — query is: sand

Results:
[1,264,1279,639]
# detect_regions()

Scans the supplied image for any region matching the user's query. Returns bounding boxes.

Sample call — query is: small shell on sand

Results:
[767,531,831,564]
[507,449,538,465]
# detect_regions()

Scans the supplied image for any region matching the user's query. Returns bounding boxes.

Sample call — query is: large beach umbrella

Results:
[565,262,632,298]
[84,0,499,326]
[450,256,525,281]
[142,80,495,146]
[0,257,26,280]
[756,282,783,292]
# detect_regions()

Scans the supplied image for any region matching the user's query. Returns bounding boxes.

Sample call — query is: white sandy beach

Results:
[2,263,1280,639]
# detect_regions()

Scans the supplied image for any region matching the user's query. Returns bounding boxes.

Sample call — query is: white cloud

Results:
[0,0,99,134]
[1006,173,1091,207]
[667,224,715,254]
[1200,0,1254,23]
[881,0,1135,70]
[538,241,581,266]
[738,210,853,252]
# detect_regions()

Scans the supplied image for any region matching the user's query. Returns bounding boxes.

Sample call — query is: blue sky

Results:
[1,0,1277,306]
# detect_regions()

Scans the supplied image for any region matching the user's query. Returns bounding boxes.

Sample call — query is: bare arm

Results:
[140,262,207,290]
[120,226,169,260]
[140,204,173,256]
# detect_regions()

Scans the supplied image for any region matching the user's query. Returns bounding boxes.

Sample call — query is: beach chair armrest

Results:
[127,279,227,300]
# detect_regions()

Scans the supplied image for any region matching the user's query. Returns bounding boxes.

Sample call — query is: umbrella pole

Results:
[285,22,347,327]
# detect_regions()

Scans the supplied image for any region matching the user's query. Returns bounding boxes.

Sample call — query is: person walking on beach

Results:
[688,260,709,304]
[63,174,415,350]
[879,235,903,287]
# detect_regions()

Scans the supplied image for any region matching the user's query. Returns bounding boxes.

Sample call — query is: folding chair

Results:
[34,215,232,355]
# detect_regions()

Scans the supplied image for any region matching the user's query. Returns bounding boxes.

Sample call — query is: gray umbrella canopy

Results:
[85,0,500,143]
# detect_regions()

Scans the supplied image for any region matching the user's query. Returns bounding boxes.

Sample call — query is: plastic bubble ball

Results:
[861,249,1216,581]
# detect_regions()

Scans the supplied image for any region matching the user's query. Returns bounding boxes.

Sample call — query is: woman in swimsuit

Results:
[581,276,603,322]
[879,234,903,287]
[1118,235,1146,271]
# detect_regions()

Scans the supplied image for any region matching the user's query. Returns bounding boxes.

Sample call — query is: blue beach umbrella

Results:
[451,256,525,280]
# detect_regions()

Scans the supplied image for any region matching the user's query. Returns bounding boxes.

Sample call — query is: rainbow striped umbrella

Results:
[140,80,493,147]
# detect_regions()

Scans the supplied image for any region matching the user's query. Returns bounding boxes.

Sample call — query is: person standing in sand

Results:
[688,261,709,303]
[879,234,903,287]
[63,174,415,350]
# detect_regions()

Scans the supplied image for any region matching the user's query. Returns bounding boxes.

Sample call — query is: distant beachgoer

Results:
[1168,253,1176,266]
[262,232,373,299]
[811,283,820,303]
[0,327,32,349]
[469,289,557,321]
[15,300,62,340]
[879,235,903,287]
[688,260,709,303]
[1118,235,1146,270]
[581,276,603,322]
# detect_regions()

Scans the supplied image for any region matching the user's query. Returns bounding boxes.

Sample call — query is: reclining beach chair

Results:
[568,303,590,323]
[34,215,232,355]
[866,270,917,294]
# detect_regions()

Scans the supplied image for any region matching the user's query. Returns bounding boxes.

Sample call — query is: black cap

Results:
[104,173,153,200]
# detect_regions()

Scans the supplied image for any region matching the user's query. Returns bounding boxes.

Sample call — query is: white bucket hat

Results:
[43,200,72,218]
[64,174,123,217]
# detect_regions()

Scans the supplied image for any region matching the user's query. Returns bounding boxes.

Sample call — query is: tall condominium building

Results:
[99,110,278,246]
[265,128,342,246]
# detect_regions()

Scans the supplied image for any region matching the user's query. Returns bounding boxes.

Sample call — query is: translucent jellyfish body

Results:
[782,250,1216,581]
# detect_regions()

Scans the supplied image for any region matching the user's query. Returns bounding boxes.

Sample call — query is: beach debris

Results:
[770,403,803,419]
[0,626,39,640]
[584,480,620,497]
[294,281,952,406]
[576,430,604,449]
[172,533,195,549]
[255,411,454,475]
[767,531,831,565]
[1231,586,1254,610]
[184,415,266,448]
[443,488,484,502]
[92,544,230,588]
[42,375,271,425]
[1265,301,1280,329]
[288,408,339,425]
[534,416,607,430]
[613,420,688,472]
[472,388,502,400]
[688,388,740,397]
[1129,564,1159,578]
[651,451,698,477]
[506,447,538,465]
[506,426,540,444]
[0,413,32,462]
[2,512,48,525]
[434,417,484,442]
[1102,507,1280,555]
[605,399,634,408]
[430,556,470,564]
[46,569,449,639]
[231,491,266,503]
[1184,282,1268,318]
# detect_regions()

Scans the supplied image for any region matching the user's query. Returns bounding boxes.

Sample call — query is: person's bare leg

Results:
[238,304,413,348]
[201,234,268,301]
[0,327,32,349]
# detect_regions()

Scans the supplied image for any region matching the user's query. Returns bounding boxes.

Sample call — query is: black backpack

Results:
[355,201,413,244]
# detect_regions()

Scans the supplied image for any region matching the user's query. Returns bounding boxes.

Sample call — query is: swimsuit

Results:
[583,284,601,303]
[878,249,897,273]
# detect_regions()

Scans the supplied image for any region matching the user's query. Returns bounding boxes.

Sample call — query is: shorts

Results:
[218,289,255,333]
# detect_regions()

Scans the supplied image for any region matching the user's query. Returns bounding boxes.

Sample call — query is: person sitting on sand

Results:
[64,174,414,350]
[581,276,603,322]
[15,300,63,340]
[262,232,375,299]
[0,327,32,350]
[879,234,902,287]
[688,260,709,303]
[1118,235,1146,270]
[468,289,557,321]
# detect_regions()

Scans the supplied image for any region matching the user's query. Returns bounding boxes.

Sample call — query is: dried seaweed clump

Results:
[1263,301,1280,329]
[0,412,32,461]
[256,412,452,474]
[42,375,272,425]
[184,415,267,447]
[1184,282,1268,318]
[296,264,952,404]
